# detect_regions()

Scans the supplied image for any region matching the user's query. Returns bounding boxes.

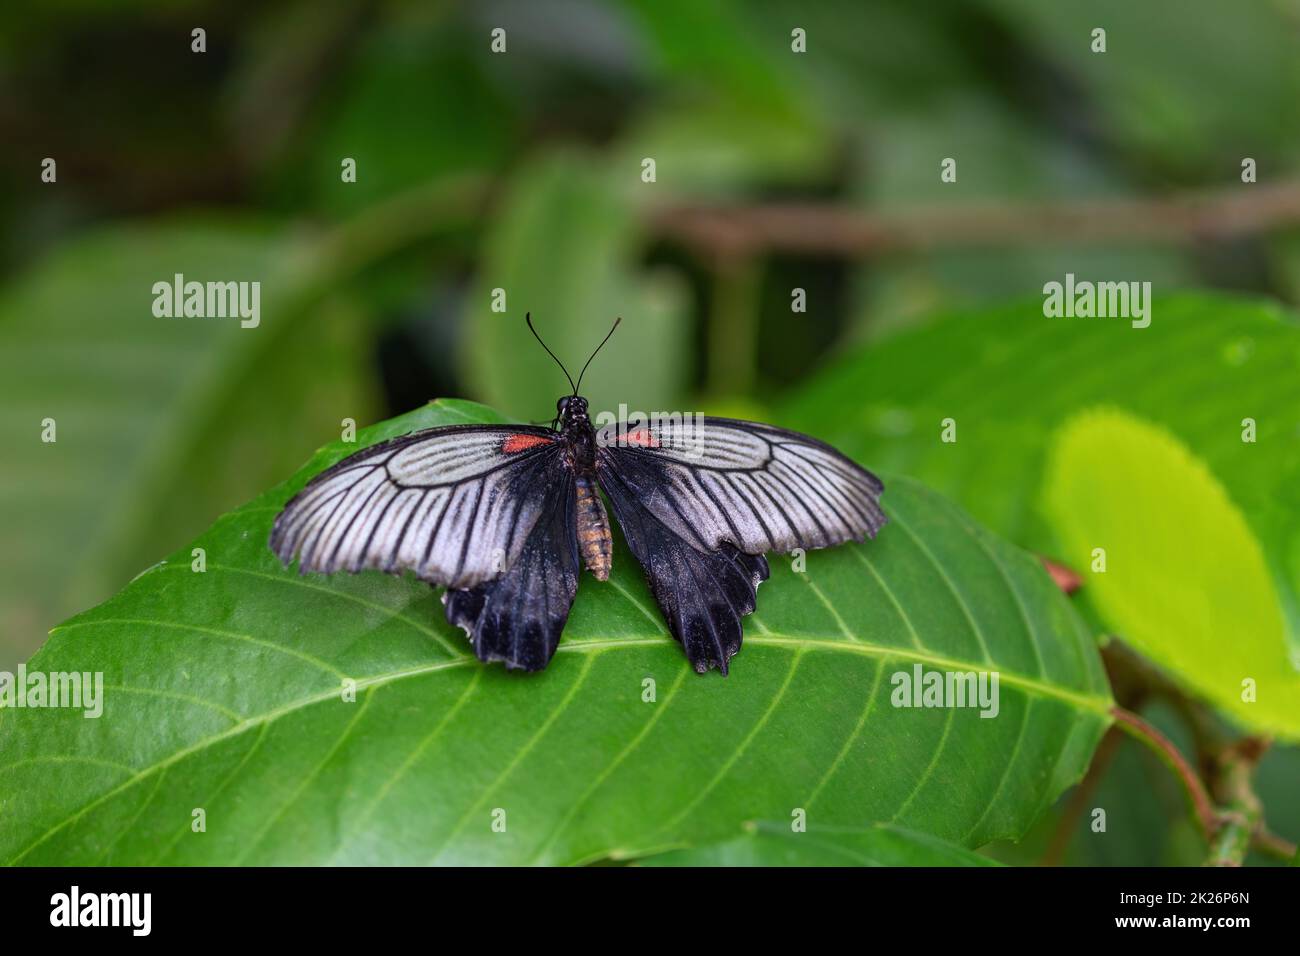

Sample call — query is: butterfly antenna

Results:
[573,316,621,395]
[526,312,576,393]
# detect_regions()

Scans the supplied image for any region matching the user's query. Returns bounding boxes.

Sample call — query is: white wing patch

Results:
[596,417,885,554]
[271,426,560,589]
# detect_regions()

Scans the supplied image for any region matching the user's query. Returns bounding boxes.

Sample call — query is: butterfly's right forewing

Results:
[597,417,886,554]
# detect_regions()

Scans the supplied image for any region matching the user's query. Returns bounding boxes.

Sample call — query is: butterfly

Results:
[270,315,887,675]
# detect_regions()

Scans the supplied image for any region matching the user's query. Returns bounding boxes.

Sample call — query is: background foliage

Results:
[1,0,1297,865]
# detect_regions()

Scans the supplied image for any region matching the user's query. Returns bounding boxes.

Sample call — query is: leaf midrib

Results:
[2,631,1111,866]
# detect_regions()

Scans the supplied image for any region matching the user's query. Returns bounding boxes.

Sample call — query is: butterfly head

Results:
[557,394,590,428]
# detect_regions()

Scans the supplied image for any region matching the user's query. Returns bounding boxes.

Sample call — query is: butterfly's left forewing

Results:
[596,416,886,673]
[271,424,580,670]
[271,424,561,589]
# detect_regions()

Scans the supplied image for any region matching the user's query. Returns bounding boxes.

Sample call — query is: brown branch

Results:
[1252,827,1298,862]
[652,181,1300,258]
[1048,702,1296,866]
[1102,644,1297,863]
[1110,705,1217,839]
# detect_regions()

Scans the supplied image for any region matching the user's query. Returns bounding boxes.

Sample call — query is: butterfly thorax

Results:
[558,397,598,473]
[557,395,611,581]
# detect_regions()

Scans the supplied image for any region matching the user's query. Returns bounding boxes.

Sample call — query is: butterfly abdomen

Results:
[575,477,612,581]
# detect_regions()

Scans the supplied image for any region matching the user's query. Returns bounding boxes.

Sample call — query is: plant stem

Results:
[1252,827,1298,862]
[1109,705,1217,838]
[1102,645,1297,864]
[1206,738,1268,867]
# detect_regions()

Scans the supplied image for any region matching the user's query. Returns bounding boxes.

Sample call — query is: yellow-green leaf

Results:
[1043,408,1299,738]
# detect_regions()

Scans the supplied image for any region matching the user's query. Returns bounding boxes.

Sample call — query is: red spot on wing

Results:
[624,427,659,448]
[501,433,555,454]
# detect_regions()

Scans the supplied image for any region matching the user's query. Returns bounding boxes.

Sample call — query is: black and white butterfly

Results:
[270,315,886,675]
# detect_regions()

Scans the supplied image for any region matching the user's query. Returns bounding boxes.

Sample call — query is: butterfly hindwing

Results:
[443,462,580,671]
[270,424,562,590]
[598,460,768,673]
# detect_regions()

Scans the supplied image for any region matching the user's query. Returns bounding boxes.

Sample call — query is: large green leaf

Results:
[783,294,1300,673]
[0,401,1110,866]
[0,221,377,670]
[641,821,1000,866]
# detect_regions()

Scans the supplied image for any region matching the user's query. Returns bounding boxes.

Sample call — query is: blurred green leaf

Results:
[0,402,1110,865]
[854,244,1195,345]
[1044,408,1298,737]
[746,0,978,118]
[1252,744,1300,860]
[304,16,514,218]
[850,97,1195,339]
[783,294,1300,670]
[980,0,1300,177]
[615,0,833,198]
[0,221,378,668]
[641,820,1001,866]
[622,0,808,120]
[462,152,689,421]
[861,98,1111,207]
[616,98,832,199]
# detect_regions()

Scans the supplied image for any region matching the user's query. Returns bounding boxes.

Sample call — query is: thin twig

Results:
[653,181,1300,257]
[1102,645,1297,863]
[1252,827,1298,862]
[1109,705,1217,839]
